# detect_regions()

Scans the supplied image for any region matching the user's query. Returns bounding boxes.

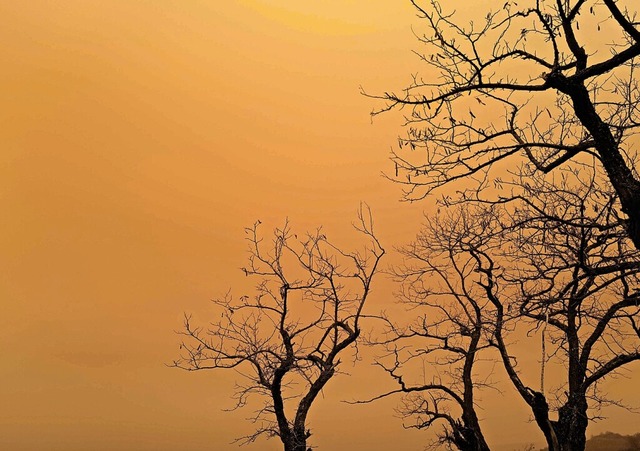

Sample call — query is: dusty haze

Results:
[2,1,638,450]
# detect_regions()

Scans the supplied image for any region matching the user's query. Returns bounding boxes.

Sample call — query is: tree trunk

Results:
[548,73,640,251]
[448,419,491,451]
[555,396,588,451]
[282,433,308,451]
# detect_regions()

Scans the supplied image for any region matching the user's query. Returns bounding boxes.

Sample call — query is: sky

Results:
[2,1,639,450]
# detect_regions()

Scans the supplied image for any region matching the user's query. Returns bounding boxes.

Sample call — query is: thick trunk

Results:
[283,434,308,451]
[455,330,490,451]
[570,85,640,250]
[546,72,640,250]
[525,392,587,451]
[527,391,560,451]
[448,419,491,451]
[489,291,559,451]
[555,396,588,451]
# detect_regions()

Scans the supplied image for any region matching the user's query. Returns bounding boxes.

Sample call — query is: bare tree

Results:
[367,0,640,249]
[360,209,500,451]
[492,167,640,451]
[173,206,384,451]
[375,167,640,451]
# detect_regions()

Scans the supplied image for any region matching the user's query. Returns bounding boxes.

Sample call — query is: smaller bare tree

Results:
[173,206,384,451]
[360,209,500,451]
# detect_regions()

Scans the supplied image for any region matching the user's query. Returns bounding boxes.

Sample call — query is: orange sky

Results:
[2,1,639,450]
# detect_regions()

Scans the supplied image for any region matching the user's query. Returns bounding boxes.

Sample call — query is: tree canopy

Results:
[368,0,640,249]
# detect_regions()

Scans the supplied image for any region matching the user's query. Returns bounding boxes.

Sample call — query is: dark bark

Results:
[371,0,640,251]
[555,395,589,451]
[451,330,491,451]
[545,71,640,250]
[282,433,310,451]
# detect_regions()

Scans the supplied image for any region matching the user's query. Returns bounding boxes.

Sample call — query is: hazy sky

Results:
[2,1,638,450]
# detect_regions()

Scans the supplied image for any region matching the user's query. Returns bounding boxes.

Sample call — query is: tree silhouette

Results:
[367,0,640,250]
[489,168,640,451]
[360,209,498,451]
[370,167,640,451]
[173,206,384,451]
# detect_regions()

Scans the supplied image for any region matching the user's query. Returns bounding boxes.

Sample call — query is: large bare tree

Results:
[173,207,384,451]
[491,167,640,451]
[373,167,640,451]
[368,0,640,249]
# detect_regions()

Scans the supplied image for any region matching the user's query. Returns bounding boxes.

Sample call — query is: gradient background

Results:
[2,1,638,450]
